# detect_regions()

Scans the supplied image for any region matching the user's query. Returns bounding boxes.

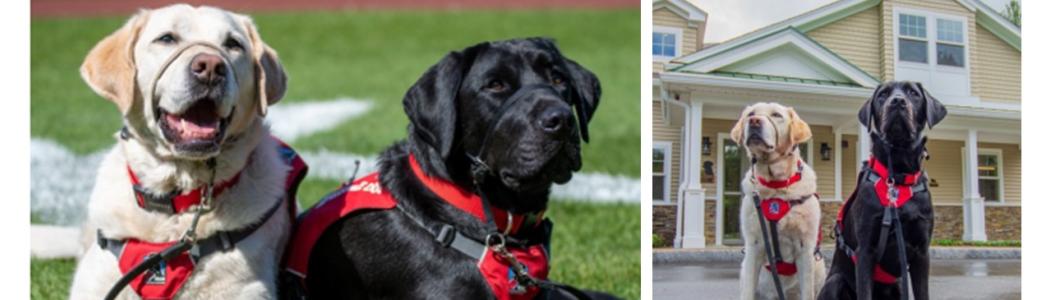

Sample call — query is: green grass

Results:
[932,239,1021,247]
[31,258,76,300]
[29,198,640,300]
[31,9,640,299]
[31,9,640,176]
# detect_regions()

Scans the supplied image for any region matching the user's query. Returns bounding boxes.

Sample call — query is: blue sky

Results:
[695,0,1018,43]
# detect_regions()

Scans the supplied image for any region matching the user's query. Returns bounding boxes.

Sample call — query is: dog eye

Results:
[485,80,507,92]
[908,88,920,97]
[771,112,782,118]
[154,33,177,45]
[223,37,244,51]
[551,74,565,85]
[747,111,755,117]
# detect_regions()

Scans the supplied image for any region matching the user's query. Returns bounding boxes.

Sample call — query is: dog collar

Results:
[126,164,243,214]
[408,154,542,235]
[866,155,926,208]
[756,160,804,189]
[868,155,921,186]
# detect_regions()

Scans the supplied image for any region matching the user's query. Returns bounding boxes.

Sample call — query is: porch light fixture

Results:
[820,143,831,161]
[702,137,711,155]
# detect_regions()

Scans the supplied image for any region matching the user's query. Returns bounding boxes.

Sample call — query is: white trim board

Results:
[674,28,880,88]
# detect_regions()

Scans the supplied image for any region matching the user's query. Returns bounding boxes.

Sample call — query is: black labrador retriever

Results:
[285,38,613,299]
[818,81,946,300]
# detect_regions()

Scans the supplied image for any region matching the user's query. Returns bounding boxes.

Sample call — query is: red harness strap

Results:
[107,137,307,300]
[126,165,242,214]
[835,156,924,284]
[754,160,818,276]
[284,155,549,300]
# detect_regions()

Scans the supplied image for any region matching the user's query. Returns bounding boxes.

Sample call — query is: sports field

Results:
[30,8,641,300]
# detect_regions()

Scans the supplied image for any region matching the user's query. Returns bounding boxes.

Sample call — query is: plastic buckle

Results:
[436,225,456,247]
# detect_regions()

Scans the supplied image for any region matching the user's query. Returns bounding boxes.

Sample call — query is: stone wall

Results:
[653,204,677,247]
[652,202,1020,249]
[986,206,1021,241]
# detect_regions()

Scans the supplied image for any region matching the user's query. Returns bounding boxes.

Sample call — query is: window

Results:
[977,150,1004,202]
[896,12,966,67]
[898,14,927,63]
[653,142,672,202]
[652,26,682,60]
[653,32,676,57]
[798,140,813,163]
[936,19,965,67]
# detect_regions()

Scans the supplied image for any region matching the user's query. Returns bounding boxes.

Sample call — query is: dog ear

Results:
[730,106,749,145]
[242,16,287,116]
[80,10,150,115]
[787,107,812,145]
[916,82,946,129]
[404,44,484,160]
[564,58,601,143]
[858,84,882,129]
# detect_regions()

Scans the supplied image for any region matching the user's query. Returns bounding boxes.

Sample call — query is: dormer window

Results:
[894,8,971,99]
[653,26,683,61]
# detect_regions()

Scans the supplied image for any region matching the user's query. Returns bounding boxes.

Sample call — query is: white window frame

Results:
[894,8,969,70]
[653,141,673,203]
[653,26,683,62]
[961,148,1006,203]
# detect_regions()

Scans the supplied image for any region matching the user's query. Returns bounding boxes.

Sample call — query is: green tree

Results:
[1001,0,1021,27]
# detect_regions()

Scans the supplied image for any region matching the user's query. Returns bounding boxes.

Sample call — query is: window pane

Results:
[899,38,928,63]
[899,14,926,38]
[979,179,999,201]
[937,43,964,67]
[937,19,963,43]
[664,33,676,45]
[653,177,665,200]
[978,154,998,177]
[653,32,676,57]
[653,148,665,161]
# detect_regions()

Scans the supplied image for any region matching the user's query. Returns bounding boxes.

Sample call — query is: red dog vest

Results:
[107,137,307,300]
[284,155,550,300]
[755,160,819,276]
[836,156,924,284]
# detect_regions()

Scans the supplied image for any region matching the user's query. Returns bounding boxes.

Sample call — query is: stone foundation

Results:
[986,206,1021,241]
[653,204,676,247]
[655,201,1021,248]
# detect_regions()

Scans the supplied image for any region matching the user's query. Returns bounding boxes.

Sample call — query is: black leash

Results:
[748,157,787,300]
[751,193,787,300]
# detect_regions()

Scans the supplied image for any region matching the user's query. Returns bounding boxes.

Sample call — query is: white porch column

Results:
[857,125,871,169]
[679,98,707,248]
[962,129,988,241]
[834,129,843,201]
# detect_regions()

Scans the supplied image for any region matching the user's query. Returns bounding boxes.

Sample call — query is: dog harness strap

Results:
[756,160,804,189]
[100,138,308,299]
[127,165,243,214]
[408,155,543,235]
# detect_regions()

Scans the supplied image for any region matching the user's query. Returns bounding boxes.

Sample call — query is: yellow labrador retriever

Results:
[732,103,825,300]
[69,4,305,299]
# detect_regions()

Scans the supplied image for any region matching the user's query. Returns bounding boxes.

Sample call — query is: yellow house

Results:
[652,0,1021,248]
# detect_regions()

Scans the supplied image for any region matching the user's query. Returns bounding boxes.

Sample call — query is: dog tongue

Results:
[166,102,220,140]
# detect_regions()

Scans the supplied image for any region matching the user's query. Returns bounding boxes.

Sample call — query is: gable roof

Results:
[671,27,881,88]
[674,0,1019,66]
[653,0,707,24]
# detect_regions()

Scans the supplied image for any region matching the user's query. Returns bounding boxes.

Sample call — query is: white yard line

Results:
[265,98,372,141]
[31,98,639,232]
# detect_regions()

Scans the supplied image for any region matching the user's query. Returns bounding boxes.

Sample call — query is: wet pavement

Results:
[654,259,1021,300]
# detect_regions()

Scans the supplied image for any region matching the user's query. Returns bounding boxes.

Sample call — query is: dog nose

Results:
[748,117,761,128]
[191,54,226,86]
[539,106,571,134]
[891,97,906,106]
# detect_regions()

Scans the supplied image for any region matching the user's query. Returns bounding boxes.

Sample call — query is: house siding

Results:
[807,6,883,78]
[972,26,1022,103]
[809,125,836,198]
[925,139,965,204]
[654,7,700,72]
[652,100,682,203]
